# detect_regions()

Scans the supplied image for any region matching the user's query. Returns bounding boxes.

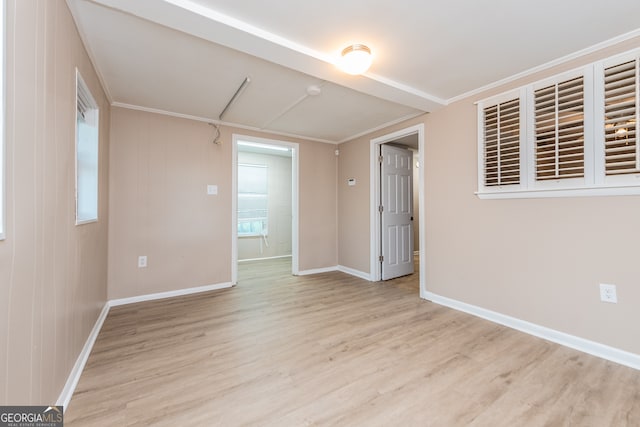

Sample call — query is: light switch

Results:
[207,185,218,195]
[348,178,356,186]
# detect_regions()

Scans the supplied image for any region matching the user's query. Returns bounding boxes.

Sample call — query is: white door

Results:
[380,144,414,280]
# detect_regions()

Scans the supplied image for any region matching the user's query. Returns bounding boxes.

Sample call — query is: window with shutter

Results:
[604,58,639,176]
[534,76,585,181]
[477,47,640,199]
[483,98,520,187]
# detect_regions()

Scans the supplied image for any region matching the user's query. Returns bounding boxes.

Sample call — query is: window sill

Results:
[76,218,98,226]
[477,184,640,199]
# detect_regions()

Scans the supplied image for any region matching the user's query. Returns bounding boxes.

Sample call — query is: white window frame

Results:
[526,66,594,191]
[75,69,99,224]
[0,1,5,240]
[477,48,640,199]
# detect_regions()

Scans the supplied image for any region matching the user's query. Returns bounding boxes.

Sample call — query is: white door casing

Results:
[380,144,414,280]
[231,134,299,285]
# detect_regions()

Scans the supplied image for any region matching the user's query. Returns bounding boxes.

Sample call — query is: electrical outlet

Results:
[138,256,148,268]
[599,283,617,303]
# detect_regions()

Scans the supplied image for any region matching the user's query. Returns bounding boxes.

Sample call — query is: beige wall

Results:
[237,151,292,261]
[0,0,110,405]
[109,107,337,299]
[108,108,232,299]
[297,138,339,271]
[338,37,640,355]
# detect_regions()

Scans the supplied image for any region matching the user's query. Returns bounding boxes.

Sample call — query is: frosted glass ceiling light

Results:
[339,44,372,75]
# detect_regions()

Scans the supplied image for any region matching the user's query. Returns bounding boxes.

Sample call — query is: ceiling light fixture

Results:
[339,44,372,75]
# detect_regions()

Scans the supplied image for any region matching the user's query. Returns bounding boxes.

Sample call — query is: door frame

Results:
[369,123,426,298]
[232,134,299,284]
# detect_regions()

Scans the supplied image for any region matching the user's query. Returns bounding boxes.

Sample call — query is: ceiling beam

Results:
[88,0,446,112]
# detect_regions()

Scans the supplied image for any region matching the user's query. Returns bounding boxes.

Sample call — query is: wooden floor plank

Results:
[65,258,640,426]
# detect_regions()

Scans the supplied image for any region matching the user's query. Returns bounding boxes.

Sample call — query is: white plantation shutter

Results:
[604,58,639,175]
[534,76,585,181]
[478,48,640,198]
[483,98,520,186]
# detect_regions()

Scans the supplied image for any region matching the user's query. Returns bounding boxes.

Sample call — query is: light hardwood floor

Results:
[65,257,639,426]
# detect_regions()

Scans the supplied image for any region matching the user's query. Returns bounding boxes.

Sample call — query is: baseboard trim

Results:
[297,266,338,276]
[57,302,110,412]
[424,291,640,371]
[337,265,372,281]
[293,265,372,281]
[109,282,234,307]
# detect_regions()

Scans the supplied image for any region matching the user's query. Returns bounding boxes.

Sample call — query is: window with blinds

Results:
[238,164,268,236]
[76,70,99,224]
[483,98,520,187]
[604,58,639,176]
[534,76,585,181]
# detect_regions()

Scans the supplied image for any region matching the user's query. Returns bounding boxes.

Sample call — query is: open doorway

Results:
[232,135,299,284]
[370,124,426,298]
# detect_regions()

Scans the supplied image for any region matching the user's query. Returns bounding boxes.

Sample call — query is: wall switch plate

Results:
[138,256,147,268]
[599,283,617,303]
[207,185,218,195]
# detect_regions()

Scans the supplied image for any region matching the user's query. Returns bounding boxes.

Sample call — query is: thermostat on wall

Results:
[348,178,356,186]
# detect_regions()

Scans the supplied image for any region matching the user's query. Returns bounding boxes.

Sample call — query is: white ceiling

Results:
[68,0,640,143]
